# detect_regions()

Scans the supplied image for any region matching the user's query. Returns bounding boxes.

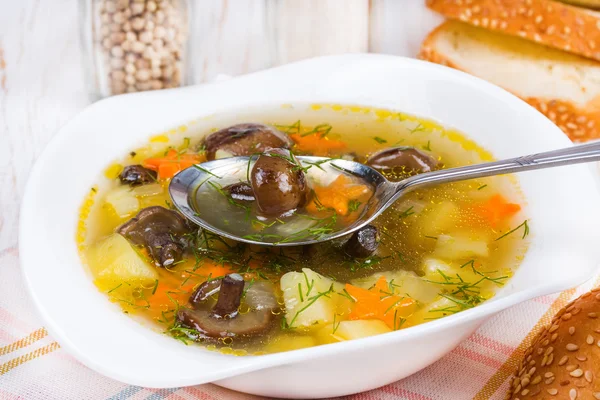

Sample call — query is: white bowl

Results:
[20,54,600,399]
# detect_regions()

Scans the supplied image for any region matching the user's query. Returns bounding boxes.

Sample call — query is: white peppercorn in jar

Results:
[80,0,189,99]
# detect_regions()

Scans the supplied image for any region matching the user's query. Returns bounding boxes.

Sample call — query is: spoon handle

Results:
[395,140,600,193]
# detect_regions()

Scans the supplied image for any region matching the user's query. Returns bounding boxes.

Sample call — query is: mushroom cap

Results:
[343,225,380,258]
[117,206,191,267]
[223,182,255,202]
[119,164,157,186]
[367,147,438,175]
[179,279,278,339]
[251,148,310,216]
[506,288,600,399]
[204,123,293,161]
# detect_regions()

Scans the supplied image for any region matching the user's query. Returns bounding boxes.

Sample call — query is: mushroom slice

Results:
[119,165,157,186]
[343,225,380,258]
[367,147,438,175]
[178,277,278,339]
[117,206,191,267]
[223,182,255,202]
[203,123,293,161]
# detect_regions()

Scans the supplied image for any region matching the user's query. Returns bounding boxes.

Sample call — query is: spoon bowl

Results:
[169,140,600,246]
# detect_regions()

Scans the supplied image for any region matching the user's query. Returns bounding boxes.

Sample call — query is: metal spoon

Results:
[169,141,600,246]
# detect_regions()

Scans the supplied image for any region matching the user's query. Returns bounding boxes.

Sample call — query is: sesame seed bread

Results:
[418,21,600,141]
[426,0,600,62]
[504,288,600,399]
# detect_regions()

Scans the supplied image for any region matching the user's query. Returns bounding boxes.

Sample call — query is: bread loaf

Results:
[426,0,600,62]
[419,21,600,142]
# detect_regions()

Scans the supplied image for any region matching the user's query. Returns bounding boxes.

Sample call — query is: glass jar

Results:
[80,0,189,99]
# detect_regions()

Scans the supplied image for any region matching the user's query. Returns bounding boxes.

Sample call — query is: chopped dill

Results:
[477,184,488,190]
[424,235,438,240]
[107,283,123,294]
[337,288,355,302]
[332,314,341,334]
[193,164,221,179]
[298,283,304,302]
[348,199,362,213]
[373,136,387,144]
[495,219,530,241]
[399,206,415,219]
[287,284,334,328]
[151,279,159,295]
[129,151,137,157]
[408,123,425,134]
[422,140,432,151]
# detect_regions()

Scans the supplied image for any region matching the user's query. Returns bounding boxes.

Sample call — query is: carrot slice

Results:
[478,194,521,227]
[306,175,371,216]
[143,149,203,179]
[291,133,346,156]
[345,277,416,330]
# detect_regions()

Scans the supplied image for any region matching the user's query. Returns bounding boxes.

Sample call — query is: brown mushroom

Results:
[223,182,255,202]
[367,147,438,175]
[119,165,157,186]
[250,148,310,216]
[203,123,293,161]
[343,225,379,258]
[177,275,278,339]
[117,206,191,267]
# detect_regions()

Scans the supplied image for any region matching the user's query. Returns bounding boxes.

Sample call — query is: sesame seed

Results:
[567,123,578,130]
[576,355,587,361]
[522,377,530,387]
[572,307,581,315]
[545,346,554,356]
[586,371,593,382]
[594,392,600,399]
[481,18,489,27]
[596,293,600,300]
[570,369,583,377]
[500,21,508,29]
[547,388,558,395]
[547,25,556,35]
[543,339,550,347]
[514,384,522,394]
[559,356,569,366]
[587,334,594,345]
[518,30,528,38]
[564,26,572,34]
[472,19,480,26]
[532,375,542,385]
[545,372,555,378]
[490,19,498,29]
[537,347,544,355]
[570,388,577,400]
[534,33,542,42]
[567,364,578,372]
[551,333,558,342]
[547,353,554,365]
[541,354,548,366]
[588,312,597,318]
[567,343,579,351]
[545,377,555,384]
[558,105,568,113]
[521,388,529,396]
[529,367,536,376]
[535,15,543,24]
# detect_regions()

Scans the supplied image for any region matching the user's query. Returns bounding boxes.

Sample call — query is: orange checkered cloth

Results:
[1,244,597,400]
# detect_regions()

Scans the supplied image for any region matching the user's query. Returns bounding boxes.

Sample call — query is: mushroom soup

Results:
[77,104,529,355]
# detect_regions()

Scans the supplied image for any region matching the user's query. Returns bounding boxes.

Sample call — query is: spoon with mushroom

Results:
[169,141,600,246]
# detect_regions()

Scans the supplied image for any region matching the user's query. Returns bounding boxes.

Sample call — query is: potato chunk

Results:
[280,268,351,329]
[85,233,158,289]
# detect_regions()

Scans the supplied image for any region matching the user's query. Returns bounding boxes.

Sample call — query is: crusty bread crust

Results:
[426,0,600,62]
[418,23,600,142]
[503,288,600,399]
